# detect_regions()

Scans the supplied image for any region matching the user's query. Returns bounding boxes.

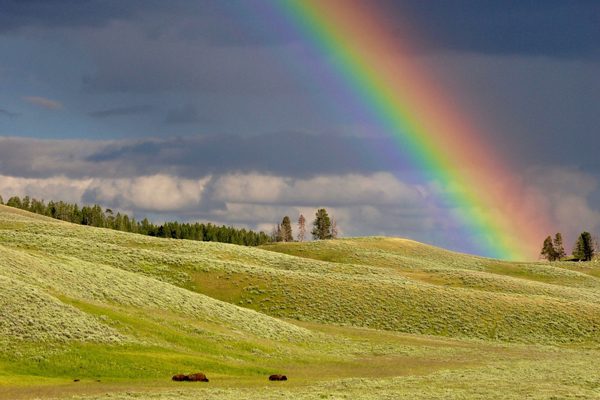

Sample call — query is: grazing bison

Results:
[172,373,209,382]
[269,374,287,381]
[187,373,209,382]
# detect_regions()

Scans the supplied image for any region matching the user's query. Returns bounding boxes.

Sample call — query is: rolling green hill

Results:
[1,205,599,399]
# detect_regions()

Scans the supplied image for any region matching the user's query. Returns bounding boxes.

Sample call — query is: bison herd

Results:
[172,373,209,382]
[171,373,287,382]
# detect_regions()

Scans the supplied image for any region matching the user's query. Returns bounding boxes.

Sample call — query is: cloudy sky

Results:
[0,0,598,256]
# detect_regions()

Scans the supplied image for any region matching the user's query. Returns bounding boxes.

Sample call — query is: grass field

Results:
[1,204,599,399]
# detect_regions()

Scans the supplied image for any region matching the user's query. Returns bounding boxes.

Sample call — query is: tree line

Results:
[272,208,338,242]
[540,231,597,261]
[0,194,271,246]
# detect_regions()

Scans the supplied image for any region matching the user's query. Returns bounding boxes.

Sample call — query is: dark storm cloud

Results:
[0,108,18,118]
[0,0,140,32]
[2,1,597,59]
[165,104,208,125]
[13,0,591,100]
[0,137,108,178]
[84,132,396,179]
[0,133,399,180]
[88,104,154,119]
[413,52,600,175]
[0,0,293,46]
[79,30,306,95]
[383,0,599,59]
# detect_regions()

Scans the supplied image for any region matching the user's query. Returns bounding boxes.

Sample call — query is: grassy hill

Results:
[1,205,600,399]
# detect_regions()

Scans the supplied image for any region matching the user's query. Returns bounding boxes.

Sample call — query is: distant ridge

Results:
[0,194,271,246]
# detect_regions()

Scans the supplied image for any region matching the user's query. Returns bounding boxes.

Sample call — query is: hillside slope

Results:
[1,205,600,399]
[2,206,600,345]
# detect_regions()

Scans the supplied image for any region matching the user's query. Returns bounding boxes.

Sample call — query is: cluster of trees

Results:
[273,208,338,242]
[540,231,596,262]
[0,195,271,246]
[540,233,566,261]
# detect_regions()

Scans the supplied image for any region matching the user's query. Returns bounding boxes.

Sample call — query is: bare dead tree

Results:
[331,218,338,239]
[297,214,306,242]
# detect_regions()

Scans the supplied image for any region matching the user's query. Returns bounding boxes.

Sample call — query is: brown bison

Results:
[269,374,287,381]
[172,373,209,382]
[187,373,209,382]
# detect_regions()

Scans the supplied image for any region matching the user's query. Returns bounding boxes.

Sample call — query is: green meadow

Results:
[1,204,599,399]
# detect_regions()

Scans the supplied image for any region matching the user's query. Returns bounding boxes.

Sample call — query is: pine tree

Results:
[0,194,3,205]
[540,236,556,261]
[553,233,565,260]
[281,216,293,242]
[274,224,283,242]
[573,232,595,261]
[21,196,31,210]
[7,196,22,208]
[311,208,332,240]
[297,214,306,242]
[573,235,584,261]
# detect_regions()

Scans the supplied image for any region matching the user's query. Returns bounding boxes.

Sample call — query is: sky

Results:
[0,0,599,257]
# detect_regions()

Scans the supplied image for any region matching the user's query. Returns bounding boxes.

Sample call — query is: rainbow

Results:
[274,0,550,260]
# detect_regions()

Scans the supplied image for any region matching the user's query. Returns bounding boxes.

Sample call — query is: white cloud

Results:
[0,174,210,213]
[84,175,211,212]
[212,172,427,206]
[0,175,91,203]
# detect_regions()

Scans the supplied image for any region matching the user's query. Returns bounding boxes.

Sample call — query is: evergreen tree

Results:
[105,208,115,229]
[122,214,132,232]
[275,224,283,242]
[311,208,332,240]
[21,196,30,210]
[114,212,124,231]
[281,216,293,242]
[7,196,22,208]
[297,214,306,242]
[0,194,3,205]
[140,218,152,235]
[553,232,566,260]
[573,235,585,261]
[573,231,595,261]
[540,236,556,261]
